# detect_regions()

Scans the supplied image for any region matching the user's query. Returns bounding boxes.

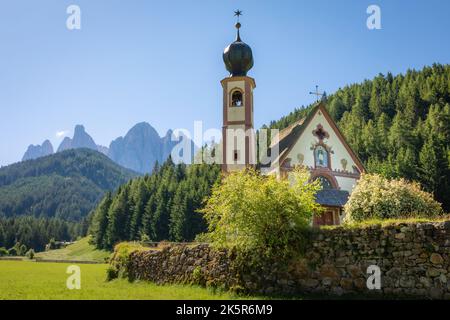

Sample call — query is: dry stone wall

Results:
[126,221,450,299]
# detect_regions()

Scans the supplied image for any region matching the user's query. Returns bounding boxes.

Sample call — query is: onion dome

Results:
[223,20,254,77]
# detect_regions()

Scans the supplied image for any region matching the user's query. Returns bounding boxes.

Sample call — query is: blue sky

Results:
[0,0,449,166]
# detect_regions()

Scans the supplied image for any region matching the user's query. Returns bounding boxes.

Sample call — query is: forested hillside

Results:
[267,64,450,211]
[90,158,220,249]
[0,149,138,221]
[0,216,84,252]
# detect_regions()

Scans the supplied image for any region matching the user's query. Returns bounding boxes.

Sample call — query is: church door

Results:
[313,210,336,226]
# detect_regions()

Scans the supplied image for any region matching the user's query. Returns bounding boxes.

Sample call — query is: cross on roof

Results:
[309,85,327,102]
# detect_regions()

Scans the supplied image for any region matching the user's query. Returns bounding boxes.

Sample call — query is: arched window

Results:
[315,145,328,167]
[315,176,333,190]
[231,90,243,107]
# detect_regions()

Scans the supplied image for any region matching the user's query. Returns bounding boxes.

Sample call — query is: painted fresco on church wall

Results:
[286,109,357,173]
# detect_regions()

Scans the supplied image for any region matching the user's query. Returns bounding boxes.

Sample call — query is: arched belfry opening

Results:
[231,90,243,107]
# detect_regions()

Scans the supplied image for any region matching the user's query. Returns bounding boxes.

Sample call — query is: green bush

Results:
[8,242,27,256]
[191,266,205,285]
[107,242,147,281]
[8,247,17,256]
[344,174,443,223]
[0,247,8,256]
[47,238,57,251]
[19,244,27,256]
[199,168,321,259]
[26,249,35,260]
[106,266,119,281]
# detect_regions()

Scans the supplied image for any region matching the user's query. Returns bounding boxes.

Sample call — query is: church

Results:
[219,13,365,226]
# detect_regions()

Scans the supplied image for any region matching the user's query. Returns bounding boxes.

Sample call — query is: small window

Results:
[315,145,328,168]
[315,176,333,190]
[233,150,239,161]
[231,91,243,107]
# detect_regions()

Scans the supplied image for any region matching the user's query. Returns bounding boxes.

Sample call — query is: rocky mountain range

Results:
[22,123,193,174]
[22,140,54,161]
[56,125,108,155]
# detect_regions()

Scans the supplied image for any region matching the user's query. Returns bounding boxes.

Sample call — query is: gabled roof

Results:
[268,102,365,172]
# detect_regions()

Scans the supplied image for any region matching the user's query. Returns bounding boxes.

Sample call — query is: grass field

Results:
[0,260,249,300]
[35,237,111,263]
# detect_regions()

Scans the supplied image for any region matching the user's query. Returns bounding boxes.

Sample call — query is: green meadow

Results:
[35,237,111,263]
[0,260,246,300]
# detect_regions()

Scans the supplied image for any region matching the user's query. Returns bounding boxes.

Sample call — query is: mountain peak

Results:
[164,129,174,137]
[21,122,188,173]
[74,124,86,134]
[22,140,54,161]
[57,124,97,152]
[128,122,159,136]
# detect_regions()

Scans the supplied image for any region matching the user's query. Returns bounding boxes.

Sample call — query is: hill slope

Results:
[35,237,111,262]
[0,149,139,221]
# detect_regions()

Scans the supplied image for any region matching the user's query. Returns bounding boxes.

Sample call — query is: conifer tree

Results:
[105,186,130,248]
[90,192,112,248]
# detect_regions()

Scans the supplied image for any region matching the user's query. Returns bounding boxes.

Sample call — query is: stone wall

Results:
[126,221,450,299]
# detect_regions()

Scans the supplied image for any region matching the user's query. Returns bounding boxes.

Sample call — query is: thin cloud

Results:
[56,130,69,138]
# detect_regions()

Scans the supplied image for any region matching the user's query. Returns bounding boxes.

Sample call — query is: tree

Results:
[419,136,440,193]
[90,192,112,249]
[142,194,156,241]
[0,224,5,247]
[388,112,415,154]
[0,247,8,256]
[105,187,131,249]
[169,183,188,242]
[19,244,27,256]
[26,249,35,260]
[129,180,149,241]
[328,95,347,120]
[199,168,321,258]
[90,157,221,248]
[48,238,57,250]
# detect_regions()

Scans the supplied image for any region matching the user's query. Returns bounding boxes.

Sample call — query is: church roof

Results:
[266,102,365,173]
[273,117,307,157]
[277,118,306,142]
[263,103,319,168]
[315,189,350,207]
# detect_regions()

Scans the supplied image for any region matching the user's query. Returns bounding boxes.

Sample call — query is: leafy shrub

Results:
[19,244,27,256]
[8,242,27,256]
[191,266,204,285]
[0,247,8,256]
[107,242,147,281]
[344,174,443,223]
[199,168,321,259]
[106,266,119,282]
[26,249,35,260]
[47,238,57,250]
[8,247,17,256]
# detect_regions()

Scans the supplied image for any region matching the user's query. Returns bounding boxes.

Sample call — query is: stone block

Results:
[430,253,444,265]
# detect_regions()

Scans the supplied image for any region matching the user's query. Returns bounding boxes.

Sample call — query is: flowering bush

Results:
[344,174,443,223]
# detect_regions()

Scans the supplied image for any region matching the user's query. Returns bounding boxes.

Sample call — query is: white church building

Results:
[219,14,365,226]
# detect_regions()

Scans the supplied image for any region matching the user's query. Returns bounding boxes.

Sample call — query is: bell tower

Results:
[221,11,256,173]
